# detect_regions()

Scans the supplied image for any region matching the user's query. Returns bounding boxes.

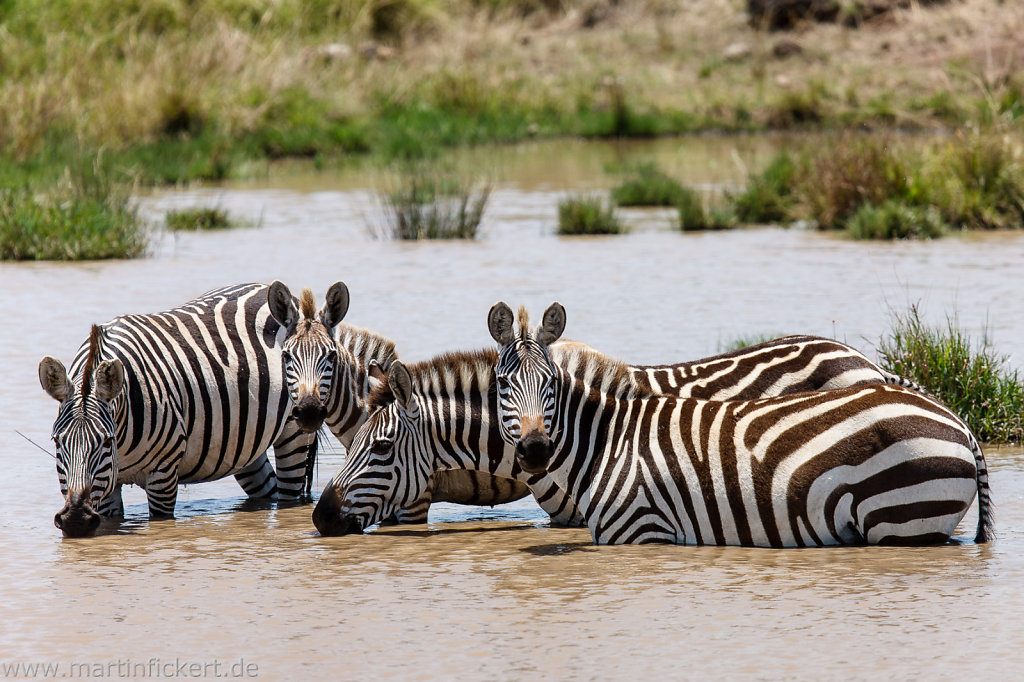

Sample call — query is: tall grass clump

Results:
[730,152,797,223]
[557,194,622,235]
[377,166,490,240]
[879,305,1024,443]
[677,187,736,231]
[845,200,947,240]
[720,332,786,352]
[0,162,146,261]
[166,207,233,231]
[610,163,691,207]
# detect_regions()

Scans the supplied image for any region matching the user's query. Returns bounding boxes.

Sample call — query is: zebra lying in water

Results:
[311,317,955,538]
[489,302,993,546]
[38,283,321,537]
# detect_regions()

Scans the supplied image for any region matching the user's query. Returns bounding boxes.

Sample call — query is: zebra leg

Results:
[144,466,180,520]
[527,474,585,527]
[234,453,279,499]
[272,421,318,499]
[96,484,125,519]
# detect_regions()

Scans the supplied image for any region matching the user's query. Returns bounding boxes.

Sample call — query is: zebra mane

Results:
[516,305,530,339]
[367,348,499,411]
[299,288,317,321]
[81,324,103,398]
[548,343,652,400]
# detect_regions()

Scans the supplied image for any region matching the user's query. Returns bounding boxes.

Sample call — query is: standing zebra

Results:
[489,302,993,546]
[266,281,538,523]
[311,326,946,537]
[38,283,318,537]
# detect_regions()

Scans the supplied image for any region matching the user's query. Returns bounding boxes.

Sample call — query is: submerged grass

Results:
[879,305,1024,444]
[376,165,490,240]
[165,207,233,231]
[557,194,622,235]
[610,163,692,207]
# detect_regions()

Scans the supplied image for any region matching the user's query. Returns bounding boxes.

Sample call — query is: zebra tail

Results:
[969,433,995,543]
[880,370,936,399]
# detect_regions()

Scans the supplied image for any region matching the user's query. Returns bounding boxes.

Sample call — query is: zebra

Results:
[38,283,318,537]
[488,302,994,546]
[310,327,946,537]
[266,281,539,524]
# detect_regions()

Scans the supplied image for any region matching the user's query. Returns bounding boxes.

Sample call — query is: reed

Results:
[557,194,623,235]
[165,207,233,231]
[377,166,490,240]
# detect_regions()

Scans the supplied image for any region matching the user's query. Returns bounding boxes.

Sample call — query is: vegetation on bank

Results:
[879,306,1024,444]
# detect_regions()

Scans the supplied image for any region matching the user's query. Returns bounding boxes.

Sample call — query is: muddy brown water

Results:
[2,139,1024,679]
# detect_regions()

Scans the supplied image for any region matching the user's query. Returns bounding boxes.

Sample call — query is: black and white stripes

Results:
[39,283,316,536]
[490,303,993,547]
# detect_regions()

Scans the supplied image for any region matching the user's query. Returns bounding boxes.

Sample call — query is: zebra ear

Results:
[388,362,413,409]
[537,302,566,346]
[367,359,386,391]
[94,359,125,402]
[267,281,297,328]
[39,357,73,402]
[488,302,515,346]
[320,281,350,329]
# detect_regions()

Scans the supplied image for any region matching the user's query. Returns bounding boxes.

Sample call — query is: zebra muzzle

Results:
[515,432,555,474]
[54,492,101,538]
[292,394,328,433]
[312,485,364,536]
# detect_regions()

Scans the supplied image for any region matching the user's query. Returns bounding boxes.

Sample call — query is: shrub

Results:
[557,193,622,235]
[731,152,796,223]
[166,207,233,231]
[377,166,490,240]
[879,305,1024,444]
[844,200,947,240]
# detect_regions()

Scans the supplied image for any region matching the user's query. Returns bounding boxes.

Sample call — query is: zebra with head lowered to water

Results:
[38,283,326,537]
[489,302,993,546]
[311,309,954,537]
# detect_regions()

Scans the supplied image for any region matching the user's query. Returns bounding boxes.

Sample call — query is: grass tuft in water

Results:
[557,193,622,235]
[165,207,233,231]
[610,162,691,207]
[377,165,490,240]
[720,332,787,352]
[730,152,797,224]
[844,200,947,240]
[0,159,146,261]
[879,305,1024,444]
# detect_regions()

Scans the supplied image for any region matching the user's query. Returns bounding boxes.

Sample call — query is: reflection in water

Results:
[2,138,1024,678]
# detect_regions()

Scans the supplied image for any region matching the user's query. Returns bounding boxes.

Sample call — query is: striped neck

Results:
[327,323,400,446]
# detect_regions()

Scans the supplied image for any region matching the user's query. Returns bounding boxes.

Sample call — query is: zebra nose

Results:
[515,432,554,474]
[312,486,363,536]
[55,497,102,538]
[292,395,327,433]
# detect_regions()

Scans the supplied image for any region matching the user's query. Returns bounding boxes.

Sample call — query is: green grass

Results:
[730,152,796,224]
[879,305,1024,444]
[557,193,622,235]
[720,333,786,352]
[610,162,692,207]
[0,160,147,261]
[844,200,947,240]
[165,207,233,231]
[377,166,490,240]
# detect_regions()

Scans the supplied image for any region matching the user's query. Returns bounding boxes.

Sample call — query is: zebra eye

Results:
[370,438,393,454]
[281,349,293,362]
[325,349,338,365]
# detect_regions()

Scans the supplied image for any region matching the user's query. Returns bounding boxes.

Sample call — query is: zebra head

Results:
[268,280,350,434]
[38,326,124,538]
[312,361,429,536]
[488,302,566,475]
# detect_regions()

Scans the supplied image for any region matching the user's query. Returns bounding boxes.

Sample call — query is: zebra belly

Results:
[430,471,531,506]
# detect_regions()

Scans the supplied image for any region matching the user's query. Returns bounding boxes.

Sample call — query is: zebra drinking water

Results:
[312,314,949,537]
[38,283,319,537]
[489,302,993,546]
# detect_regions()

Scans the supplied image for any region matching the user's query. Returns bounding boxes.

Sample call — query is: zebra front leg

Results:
[96,483,125,519]
[527,473,585,527]
[144,466,180,520]
[234,452,279,499]
[272,422,318,500]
